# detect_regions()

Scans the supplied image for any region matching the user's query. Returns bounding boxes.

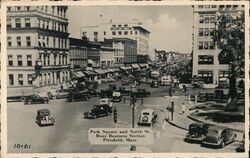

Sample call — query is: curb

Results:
[165,118,188,131]
[187,114,244,133]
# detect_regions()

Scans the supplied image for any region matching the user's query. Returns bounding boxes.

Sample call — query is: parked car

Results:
[48,89,69,99]
[88,89,100,97]
[201,126,237,148]
[100,98,112,107]
[185,122,212,142]
[24,94,49,105]
[135,88,150,98]
[84,104,112,119]
[122,79,130,85]
[151,71,160,78]
[118,87,130,96]
[36,109,55,126]
[150,80,159,88]
[112,91,122,102]
[66,91,90,102]
[100,89,113,98]
[161,76,172,86]
[137,109,157,127]
[109,84,117,90]
[102,77,115,83]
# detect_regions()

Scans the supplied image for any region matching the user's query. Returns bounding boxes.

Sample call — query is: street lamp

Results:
[130,84,137,151]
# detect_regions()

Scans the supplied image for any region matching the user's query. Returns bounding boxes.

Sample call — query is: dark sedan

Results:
[84,104,112,119]
[66,91,90,102]
[24,94,49,105]
[185,122,212,143]
[201,126,236,148]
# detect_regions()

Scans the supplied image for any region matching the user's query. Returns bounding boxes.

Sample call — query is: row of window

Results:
[70,48,88,58]
[8,74,33,86]
[7,36,31,47]
[112,30,138,36]
[198,41,215,50]
[199,14,215,24]
[7,6,67,18]
[198,5,217,9]
[71,59,87,67]
[8,55,32,66]
[7,18,68,33]
[199,28,215,37]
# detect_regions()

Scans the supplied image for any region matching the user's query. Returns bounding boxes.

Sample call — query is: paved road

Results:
[7,81,239,153]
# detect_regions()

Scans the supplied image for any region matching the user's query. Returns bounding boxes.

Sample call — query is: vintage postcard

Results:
[0,0,249,158]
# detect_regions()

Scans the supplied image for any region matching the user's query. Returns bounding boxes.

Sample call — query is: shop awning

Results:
[75,71,85,78]
[94,69,106,75]
[119,66,127,70]
[139,63,148,68]
[131,64,140,69]
[113,68,121,72]
[83,70,97,76]
[126,66,133,70]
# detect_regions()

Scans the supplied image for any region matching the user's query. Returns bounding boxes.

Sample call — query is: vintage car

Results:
[112,91,122,102]
[48,89,69,99]
[109,84,117,90]
[150,80,159,88]
[185,122,212,142]
[100,89,113,98]
[84,104,112,119]
[66,91,90,102]
[36,109,55,126]
[137,109,157,127]
[24,94,49,105]
[102,77,115,83]
[135,88,150,98]
[201,126,237,148]
[100,98,112,107]
[118,87,130,96]
[197,92,214,102]
[161,76,172,86]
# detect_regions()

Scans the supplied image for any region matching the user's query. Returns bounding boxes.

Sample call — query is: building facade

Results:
[69,37,88,69]
[100,46,115,69]
[7,5,70,96]
[80,20,150,55]
[86,42,101,68]
[192,5,244,84]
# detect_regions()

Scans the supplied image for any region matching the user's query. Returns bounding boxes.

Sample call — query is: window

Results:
[53,38,56,47]
[205,5,210,9]
[47,37,49,47]
[199,28,203,36]
[204,41,209,49]
[124,31,128,35]
[210,15,215,23]
[46,21,49,29]
[135,31,138,35]
[219,70,229,78]
[7,36,12,47]
[27,55,32,66]
[9,74,14,86]
[211,5,217,8]
[198,55,214,64]
[18,74,23,86]
[16,6,21,11]
[118,31,122,35]
[118,24,122,27]
[52,6,55,14]
[210,28,214,36]
[124,24,128,27]
[7,7,11,11]
[204,28,209,36]
[104,31,106,35]
[198,5,203,9]
[130,31,133,35]
[15,18,21,28]
[25,6,30,11]
[26,36,31,46]
[28,74,33,85]
[112,31,116,35]
[205,15,209,23]
[7,19,11,28]
[94,32,98,41]
[24,18,30,27]
[210,41,215,49]
[199,15,204,23]
[17,55,22,66]
[199,41,203,49]
[42,20,45,28]
[198,70,213,84]
[8,55,13,66]
[16,36,21,46]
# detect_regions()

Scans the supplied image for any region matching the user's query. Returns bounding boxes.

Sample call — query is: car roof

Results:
[100,98,110,101]
[208,126,227,131]
[37,109,50,113]
[190,122,208,126]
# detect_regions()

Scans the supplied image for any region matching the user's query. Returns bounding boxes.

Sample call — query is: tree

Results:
[213,11,244,105]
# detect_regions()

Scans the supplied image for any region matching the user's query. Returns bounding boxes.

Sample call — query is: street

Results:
[7,81,240,153]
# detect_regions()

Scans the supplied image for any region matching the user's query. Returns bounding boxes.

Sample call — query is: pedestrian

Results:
[182,102,186,114]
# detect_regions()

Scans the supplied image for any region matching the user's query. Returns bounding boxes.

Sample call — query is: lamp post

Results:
[130,84,136,151]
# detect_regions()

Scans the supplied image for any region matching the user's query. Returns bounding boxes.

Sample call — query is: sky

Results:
[68,5,193,54]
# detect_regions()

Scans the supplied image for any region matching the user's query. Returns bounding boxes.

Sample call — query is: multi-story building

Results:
[69,37,88,69]
[86,42,101,68]
[80,20,150,55]
[7,5,70,96]
[100,46,115,69]
[192,5,244,84]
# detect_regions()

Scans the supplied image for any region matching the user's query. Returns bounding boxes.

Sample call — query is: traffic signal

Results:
[113,106,117,124]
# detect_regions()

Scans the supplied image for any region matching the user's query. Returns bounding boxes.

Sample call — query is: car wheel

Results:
[53,95,57,100]
[44,100,48,104]
[93,115,97,119]
[86,97,89,101]
[220,141,225,148]
[20,96,26,102]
